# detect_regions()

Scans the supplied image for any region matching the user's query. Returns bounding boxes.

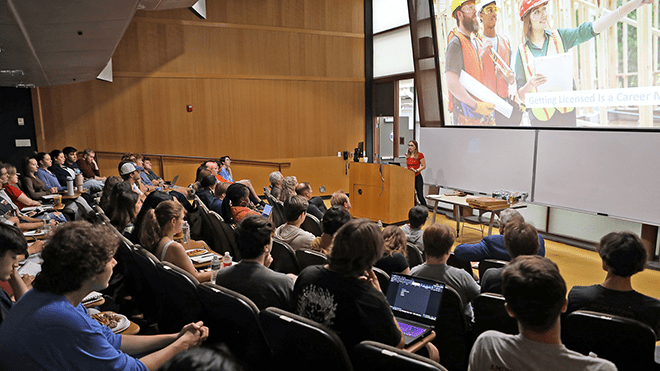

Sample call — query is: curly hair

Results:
[382,225,407,257]
[328,219,384,278]
[33,221,118,295]
[278,176,298,202]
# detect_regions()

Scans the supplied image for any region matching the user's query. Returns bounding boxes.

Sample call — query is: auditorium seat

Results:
[433,285,472,371]
[562,310,660,371]
[270,239,300,275]
[478,259,507,281]
[372,267,390,293]
[197,283,272,371]
[265,193,286,227]
[472,292,518,338]
[447,252,477,281]
[406,242,425,268]
[260,307,354,371]
[301,214,322,236]
[295,248,327,271]
[352,340,448,371]
[154,262,204,334]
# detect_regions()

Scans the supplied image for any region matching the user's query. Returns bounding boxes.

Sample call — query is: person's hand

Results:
[28,240,45,254]
[264,253,273,268]
[479,40,493,61]
[21,273,35,287]
[359,269,381,292]
[49,187,58,194]
[529,74,547,88]
[177,321,209,348]
[474,101,495,116]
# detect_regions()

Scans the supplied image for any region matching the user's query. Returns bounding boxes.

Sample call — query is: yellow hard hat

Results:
[451,0,473,15]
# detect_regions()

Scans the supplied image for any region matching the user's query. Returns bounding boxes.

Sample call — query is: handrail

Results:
[95,151,291,177]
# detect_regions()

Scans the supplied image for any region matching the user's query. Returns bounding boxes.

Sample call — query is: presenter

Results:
[406,140,427,206]
[516,0,652,127]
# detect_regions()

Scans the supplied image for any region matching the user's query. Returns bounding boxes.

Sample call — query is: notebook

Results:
[385,273,445,346]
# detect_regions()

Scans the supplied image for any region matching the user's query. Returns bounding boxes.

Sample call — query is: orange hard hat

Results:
[519,0,548,20]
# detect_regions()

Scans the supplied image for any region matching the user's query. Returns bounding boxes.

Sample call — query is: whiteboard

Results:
[535,130,660,225]
[420,127,536,195]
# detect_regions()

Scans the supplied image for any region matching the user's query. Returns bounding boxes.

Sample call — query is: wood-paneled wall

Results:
[32,0,365,171]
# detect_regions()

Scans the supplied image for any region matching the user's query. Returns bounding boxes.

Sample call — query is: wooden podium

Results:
[349,162,415,224]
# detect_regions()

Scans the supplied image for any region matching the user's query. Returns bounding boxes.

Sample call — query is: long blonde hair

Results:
[406,140,419,159]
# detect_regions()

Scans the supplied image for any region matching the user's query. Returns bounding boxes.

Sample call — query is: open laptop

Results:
[164,175,179,186]
[384,273,445,346]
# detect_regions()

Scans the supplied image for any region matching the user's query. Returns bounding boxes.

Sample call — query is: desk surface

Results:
[427,194,525,211]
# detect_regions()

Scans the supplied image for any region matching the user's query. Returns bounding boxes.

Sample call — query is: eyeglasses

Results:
[460,4,476,14]
[482,5,498,15]
[530,6,548,21]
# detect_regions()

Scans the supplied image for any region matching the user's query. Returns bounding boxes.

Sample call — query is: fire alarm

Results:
[186,105,193,112]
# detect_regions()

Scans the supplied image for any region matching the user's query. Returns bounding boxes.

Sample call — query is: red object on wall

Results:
[186,105,193,112]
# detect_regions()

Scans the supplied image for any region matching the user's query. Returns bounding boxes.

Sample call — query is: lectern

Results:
[349,163,415,224]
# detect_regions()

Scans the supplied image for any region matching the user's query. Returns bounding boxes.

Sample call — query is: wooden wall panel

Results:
[33,0,365,172]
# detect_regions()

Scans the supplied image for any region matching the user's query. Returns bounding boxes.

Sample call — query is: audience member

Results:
[214,215,295,311]
[453,208,545,262]
[310,206,351,254]
[120,162,145,198]
[480,221,541,294]
[102,181,133,218]
[34,152,65,192]
[277,176,298,203]
[0,164,55,231]
[293,219,405,351]
[130,191,175,244]
[375,225,410,276]
[48,149,71,188]
[142,156,161,183]
[99,176,122,214]
[0,221,209,370]
[159,345,243,371]
[268,171,283,199]
[411,223,479,319]
[2,164,41,210]
[401,205,427,252]
[109,189,142,237]
[217,156,264,207]
[220,183,260,225]
[77,148,106,181]
[196,175,217,208]
[468,255,616,371]
[566,231,660,337]
[295,182,327,220]
[273,195,315,251]
[0,223,31,322]
[140,200,213,282]
[20,156,57,199]
[330,190,351,211]
[62,146,104,191]
[211,182,229,215]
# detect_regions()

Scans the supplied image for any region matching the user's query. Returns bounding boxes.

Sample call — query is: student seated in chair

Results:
[214,214,295,311]
[400,206,428,253]
[453,209,545,263]
[273,195,315,251]
[469,255,616,371]
[310,206,351,255]
[295,182,327,220]
[268,171,283,200]
[480,221,540,294]
[0,223,33,323]
[411,223,480,320]
[566,231,660,338]
[0,221,209,371]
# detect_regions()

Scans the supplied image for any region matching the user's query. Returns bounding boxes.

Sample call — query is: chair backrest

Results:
[259,307,354,371]
[266,193,286,227]
[270,239,300,274]
[472,292,518,338]
[208,211,241,260]
[352,341,448,371]
[196,283,272,371]
[130,245,166,323]
[562,310,657,371]
[155,262,204,333]
[371,266,390,293]
[295,248,328,271]
[433,285,471,371]
[447,252,477,281]
[406,242,424,268]
[478,259,507,281]
[301,214,322,236]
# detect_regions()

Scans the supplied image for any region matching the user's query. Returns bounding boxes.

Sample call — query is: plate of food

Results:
[91,311,130,334]
[23,230,46,237]
[185,248,207,257]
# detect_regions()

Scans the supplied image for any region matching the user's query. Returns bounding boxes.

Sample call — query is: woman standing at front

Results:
[406,140,426,206]
[516,0,653,126]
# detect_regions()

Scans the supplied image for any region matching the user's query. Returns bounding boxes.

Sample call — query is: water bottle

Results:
[75,173,84,192]
[42,212,51,232]
[182,221,190,243]
[222,251,232,269]
[211,255,221,284]
[66,176,75,195]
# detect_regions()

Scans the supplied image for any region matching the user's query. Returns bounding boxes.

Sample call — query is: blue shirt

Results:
[36,168,66,191]
[139,171,152,187]
[453,234,546,262]
[0,290,148,371]
[219,168,233,183]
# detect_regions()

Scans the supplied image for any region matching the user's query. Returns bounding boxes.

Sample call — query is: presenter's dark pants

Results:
[414,174,426,206]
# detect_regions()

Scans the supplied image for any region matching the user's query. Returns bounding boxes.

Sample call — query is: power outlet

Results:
[17,118,24,126]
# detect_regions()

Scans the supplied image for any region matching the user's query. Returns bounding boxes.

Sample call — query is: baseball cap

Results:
[120,162,138,176]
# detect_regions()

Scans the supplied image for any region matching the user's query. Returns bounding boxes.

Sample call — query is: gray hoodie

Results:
[273,224,316,251]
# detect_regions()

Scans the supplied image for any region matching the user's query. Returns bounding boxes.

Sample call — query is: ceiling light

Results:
[15,83,35,88]
[1,70,25,76]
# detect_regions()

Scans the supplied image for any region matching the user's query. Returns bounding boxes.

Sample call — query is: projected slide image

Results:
[434,0,659,128]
